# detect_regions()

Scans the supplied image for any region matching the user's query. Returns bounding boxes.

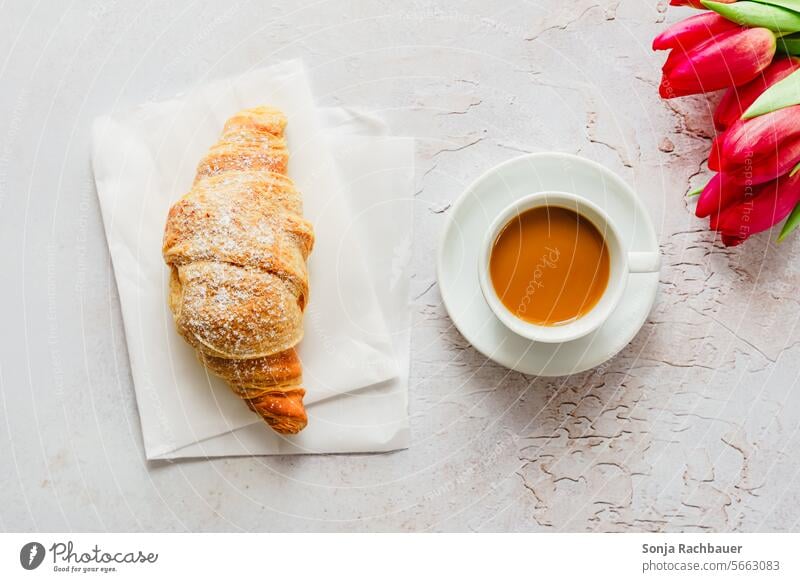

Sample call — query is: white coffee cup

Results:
[478,191,660,344]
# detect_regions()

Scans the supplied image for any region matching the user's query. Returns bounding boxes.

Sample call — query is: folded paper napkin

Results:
[92,60,413,458]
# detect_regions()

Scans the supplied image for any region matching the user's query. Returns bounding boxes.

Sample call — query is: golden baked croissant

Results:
[162,106,314,434]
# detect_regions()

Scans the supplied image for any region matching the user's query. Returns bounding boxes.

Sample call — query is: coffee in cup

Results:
[479,191,660,344]
[489,205,610,326]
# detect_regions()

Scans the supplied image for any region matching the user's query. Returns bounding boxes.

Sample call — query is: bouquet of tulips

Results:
[654,0,800,245]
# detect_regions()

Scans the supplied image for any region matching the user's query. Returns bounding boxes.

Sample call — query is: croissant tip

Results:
[265,414,308,435]
[246,388,308,435]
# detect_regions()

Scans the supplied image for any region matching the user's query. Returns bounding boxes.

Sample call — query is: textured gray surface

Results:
[1,0,800,532]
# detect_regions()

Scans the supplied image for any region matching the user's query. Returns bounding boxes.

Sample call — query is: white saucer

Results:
[437,152,660,377]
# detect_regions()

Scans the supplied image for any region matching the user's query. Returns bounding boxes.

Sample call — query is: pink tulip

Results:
[714,57,800,130]
[695,172,747,217]
[709,171,800,245]
[653,12,741,52]
[716,104,800,185]
[659,27,776,98]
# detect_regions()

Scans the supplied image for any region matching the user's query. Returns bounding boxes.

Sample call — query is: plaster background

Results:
[1,0,799,532]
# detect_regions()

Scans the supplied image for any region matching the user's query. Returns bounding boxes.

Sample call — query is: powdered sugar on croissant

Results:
[163,106,314,434]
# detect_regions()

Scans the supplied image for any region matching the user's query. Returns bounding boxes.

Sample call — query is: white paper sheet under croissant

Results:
[92,61,409,459]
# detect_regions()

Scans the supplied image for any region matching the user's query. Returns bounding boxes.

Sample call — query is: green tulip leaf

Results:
[703,0,800,32]
[777,200,800,241]
[751,0,800,14]
[777,33,800,54]
[791,160,800,176]
[743,68,800,118]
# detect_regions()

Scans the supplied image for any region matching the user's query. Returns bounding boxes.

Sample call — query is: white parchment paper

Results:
[92,61,407,458]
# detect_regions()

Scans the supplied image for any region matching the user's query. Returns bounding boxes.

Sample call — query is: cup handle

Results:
[628,251,660,273]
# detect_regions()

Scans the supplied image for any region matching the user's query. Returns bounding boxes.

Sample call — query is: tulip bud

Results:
[653,12,742,51]
[695,172,750,217]
[710,171,800,244]
[714,57,800,130]
[659,27,776,98]
[717,104,800,184]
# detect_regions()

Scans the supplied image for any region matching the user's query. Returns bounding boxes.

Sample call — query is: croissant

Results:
[162,106,314,434]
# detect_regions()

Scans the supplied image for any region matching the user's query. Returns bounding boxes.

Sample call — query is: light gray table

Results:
[1,0,799,532]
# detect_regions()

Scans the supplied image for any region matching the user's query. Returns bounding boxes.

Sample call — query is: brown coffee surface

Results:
[489,206,609,326]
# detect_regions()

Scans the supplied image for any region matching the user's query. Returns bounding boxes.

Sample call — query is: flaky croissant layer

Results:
[163,106,314,435]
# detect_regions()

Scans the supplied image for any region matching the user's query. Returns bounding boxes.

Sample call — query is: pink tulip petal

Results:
[653,12,742,52]
[660,27,776,98]
[696,172,749,218]
[714,172,800,240]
